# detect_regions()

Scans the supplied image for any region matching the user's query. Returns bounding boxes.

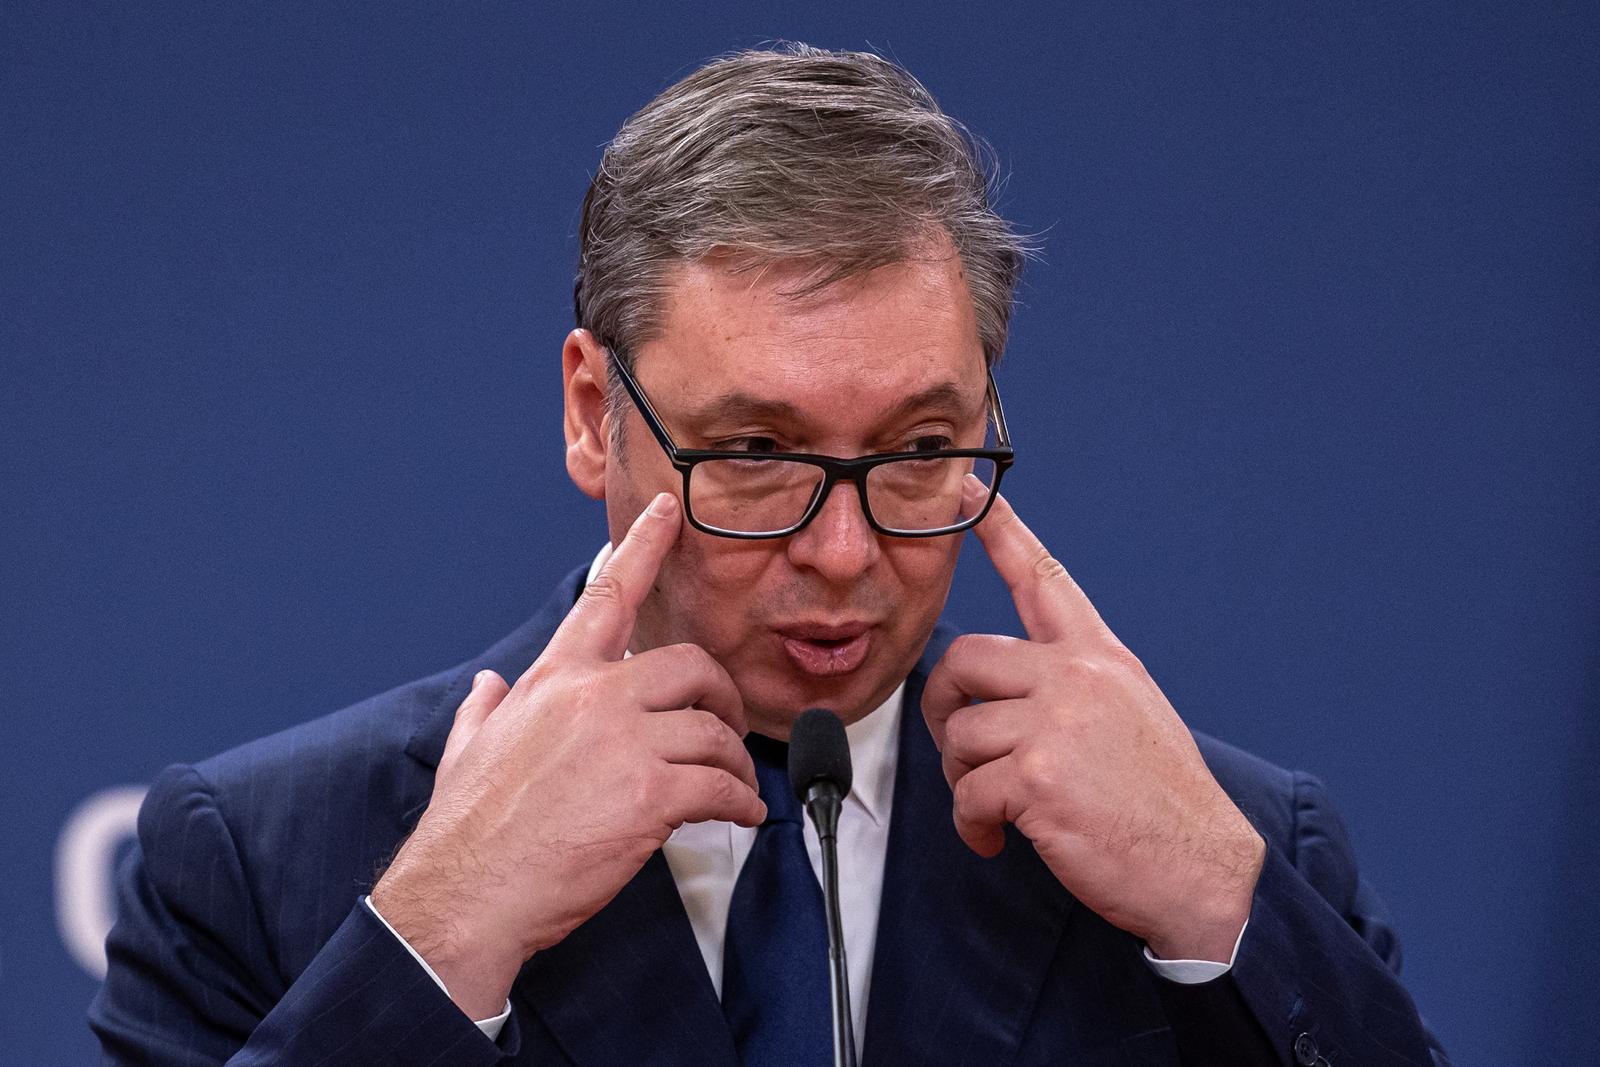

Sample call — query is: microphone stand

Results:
[804,780,858,1067]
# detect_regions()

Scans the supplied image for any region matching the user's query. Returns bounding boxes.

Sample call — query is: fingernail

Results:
[646,492,676,518]
[962,474,987,505]
[471,669,490,691]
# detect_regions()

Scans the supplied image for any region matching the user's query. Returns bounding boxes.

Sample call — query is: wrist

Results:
[1145,827,1264,963]
[370,870,525,1020]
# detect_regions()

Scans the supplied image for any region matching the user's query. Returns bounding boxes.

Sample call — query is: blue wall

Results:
[4,3,1595,1063]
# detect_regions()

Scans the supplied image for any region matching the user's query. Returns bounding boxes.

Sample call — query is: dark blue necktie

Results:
[721,734,833,1066]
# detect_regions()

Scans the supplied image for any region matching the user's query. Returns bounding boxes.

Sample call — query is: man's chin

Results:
[739,665,903,739]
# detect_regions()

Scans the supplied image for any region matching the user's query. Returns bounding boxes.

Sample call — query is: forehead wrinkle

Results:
[681,378,981,435]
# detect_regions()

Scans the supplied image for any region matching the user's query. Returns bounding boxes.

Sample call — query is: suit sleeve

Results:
[88,764,518,1066]
[1223,771,1452,1067]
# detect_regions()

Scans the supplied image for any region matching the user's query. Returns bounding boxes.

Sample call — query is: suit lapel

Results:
[513,851,738,1067]
[861,622,1079,1067]
[402,565,590,783]
[402,580,1078,1065]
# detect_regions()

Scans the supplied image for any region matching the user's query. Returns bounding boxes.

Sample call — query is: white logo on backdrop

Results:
[55,786,147,979]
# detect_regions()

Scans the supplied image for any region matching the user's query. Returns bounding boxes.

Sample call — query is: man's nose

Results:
[784,481,881,582]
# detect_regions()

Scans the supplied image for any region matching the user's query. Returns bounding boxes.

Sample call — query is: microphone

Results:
[788,708,857,1067]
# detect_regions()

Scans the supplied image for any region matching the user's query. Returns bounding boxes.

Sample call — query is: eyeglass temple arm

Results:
[605,346,687,459]
[985,365,1014,449]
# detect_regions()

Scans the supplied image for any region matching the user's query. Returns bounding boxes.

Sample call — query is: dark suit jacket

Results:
[91,566,1450,1065]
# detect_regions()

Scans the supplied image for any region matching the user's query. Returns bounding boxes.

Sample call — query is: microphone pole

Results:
[811,776,853,1067]
[789,708,858,1067]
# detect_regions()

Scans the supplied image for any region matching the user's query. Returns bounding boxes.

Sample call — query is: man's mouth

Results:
[775,624,873,677]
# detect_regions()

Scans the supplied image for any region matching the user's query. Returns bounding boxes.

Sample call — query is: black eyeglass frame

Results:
[604,345,1016,539]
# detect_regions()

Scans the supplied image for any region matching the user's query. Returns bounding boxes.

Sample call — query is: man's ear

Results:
[562,329,610,501]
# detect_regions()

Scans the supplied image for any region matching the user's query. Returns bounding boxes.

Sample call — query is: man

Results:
[92,45,1450,1065]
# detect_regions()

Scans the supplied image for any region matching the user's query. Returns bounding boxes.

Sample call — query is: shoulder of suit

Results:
[184,564,590,808]
[191,665,460,794]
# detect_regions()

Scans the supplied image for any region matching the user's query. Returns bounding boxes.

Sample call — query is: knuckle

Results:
[964,632,1021,662]
[631,768,666,815]
[948,633,978,656]
[952,771,980,811]
[582,571,625,605]
[943,712,972,755]
[1063,653,1105,685]
[546,670,591,712]
[951,771,970,806]
[517,656,557,691]
[690,710,729,750]
[944,633,983,665]
[1061,648,1139,692]
[1104,642,1147,676]
[671,642,716,674]
[706,770,738,808]
[1017,747,1061,797]
[1031,548,1069,584]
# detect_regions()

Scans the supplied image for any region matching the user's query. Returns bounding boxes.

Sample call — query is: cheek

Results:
[877,537,964,649]
[647,534,776,651]
[602,417,690,544]
[888,536,964,600]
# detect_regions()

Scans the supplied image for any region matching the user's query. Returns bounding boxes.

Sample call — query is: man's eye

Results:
[718,436,781,453]
[906,435,954,453]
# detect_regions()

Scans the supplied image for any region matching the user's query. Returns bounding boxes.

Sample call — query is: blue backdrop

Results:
[4,3,1595,1063]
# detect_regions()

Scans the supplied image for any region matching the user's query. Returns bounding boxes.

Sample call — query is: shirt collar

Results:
[586,542,902,828]
[840,682,901,828]
[584,542,614,586]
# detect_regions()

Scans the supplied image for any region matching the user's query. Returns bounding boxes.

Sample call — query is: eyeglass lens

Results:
[687,453,999,536]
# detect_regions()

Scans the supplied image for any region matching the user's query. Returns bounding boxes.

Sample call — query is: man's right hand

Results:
[369,491,766,1020]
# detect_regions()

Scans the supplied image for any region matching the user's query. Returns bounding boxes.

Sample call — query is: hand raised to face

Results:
[922,479,1265,963]
[371,493,766,1020]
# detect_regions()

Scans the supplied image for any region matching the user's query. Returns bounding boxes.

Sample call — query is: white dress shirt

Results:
[665,681,901,1061]
[368,544,1246,1046]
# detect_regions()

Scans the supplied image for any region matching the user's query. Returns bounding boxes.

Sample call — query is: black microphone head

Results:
[788,707,853,802]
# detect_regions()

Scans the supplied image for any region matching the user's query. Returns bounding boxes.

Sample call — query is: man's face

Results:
[567,240,991,738]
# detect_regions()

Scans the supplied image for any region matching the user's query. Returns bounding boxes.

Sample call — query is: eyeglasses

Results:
[604,346,1015,539]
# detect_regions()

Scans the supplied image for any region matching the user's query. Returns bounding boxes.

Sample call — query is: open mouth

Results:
[808,635,854,649]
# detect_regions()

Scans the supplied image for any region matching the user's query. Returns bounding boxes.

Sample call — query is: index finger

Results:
[551,492,681,661]
[968,481,1107,645]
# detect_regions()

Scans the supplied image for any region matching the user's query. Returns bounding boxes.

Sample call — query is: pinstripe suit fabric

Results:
[90,566,1450,1065]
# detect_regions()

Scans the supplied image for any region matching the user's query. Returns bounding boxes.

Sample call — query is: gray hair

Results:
[575,42,1029,432]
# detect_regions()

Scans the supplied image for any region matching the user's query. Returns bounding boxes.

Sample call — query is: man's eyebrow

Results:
[683,381,979,428]
[681,392,803,426]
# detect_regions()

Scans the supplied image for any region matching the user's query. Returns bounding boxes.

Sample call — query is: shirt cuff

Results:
[1141,919,1249,985]
[362,895,512,1040]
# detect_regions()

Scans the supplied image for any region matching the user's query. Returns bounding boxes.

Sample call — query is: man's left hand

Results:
[923,484,1265,963]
